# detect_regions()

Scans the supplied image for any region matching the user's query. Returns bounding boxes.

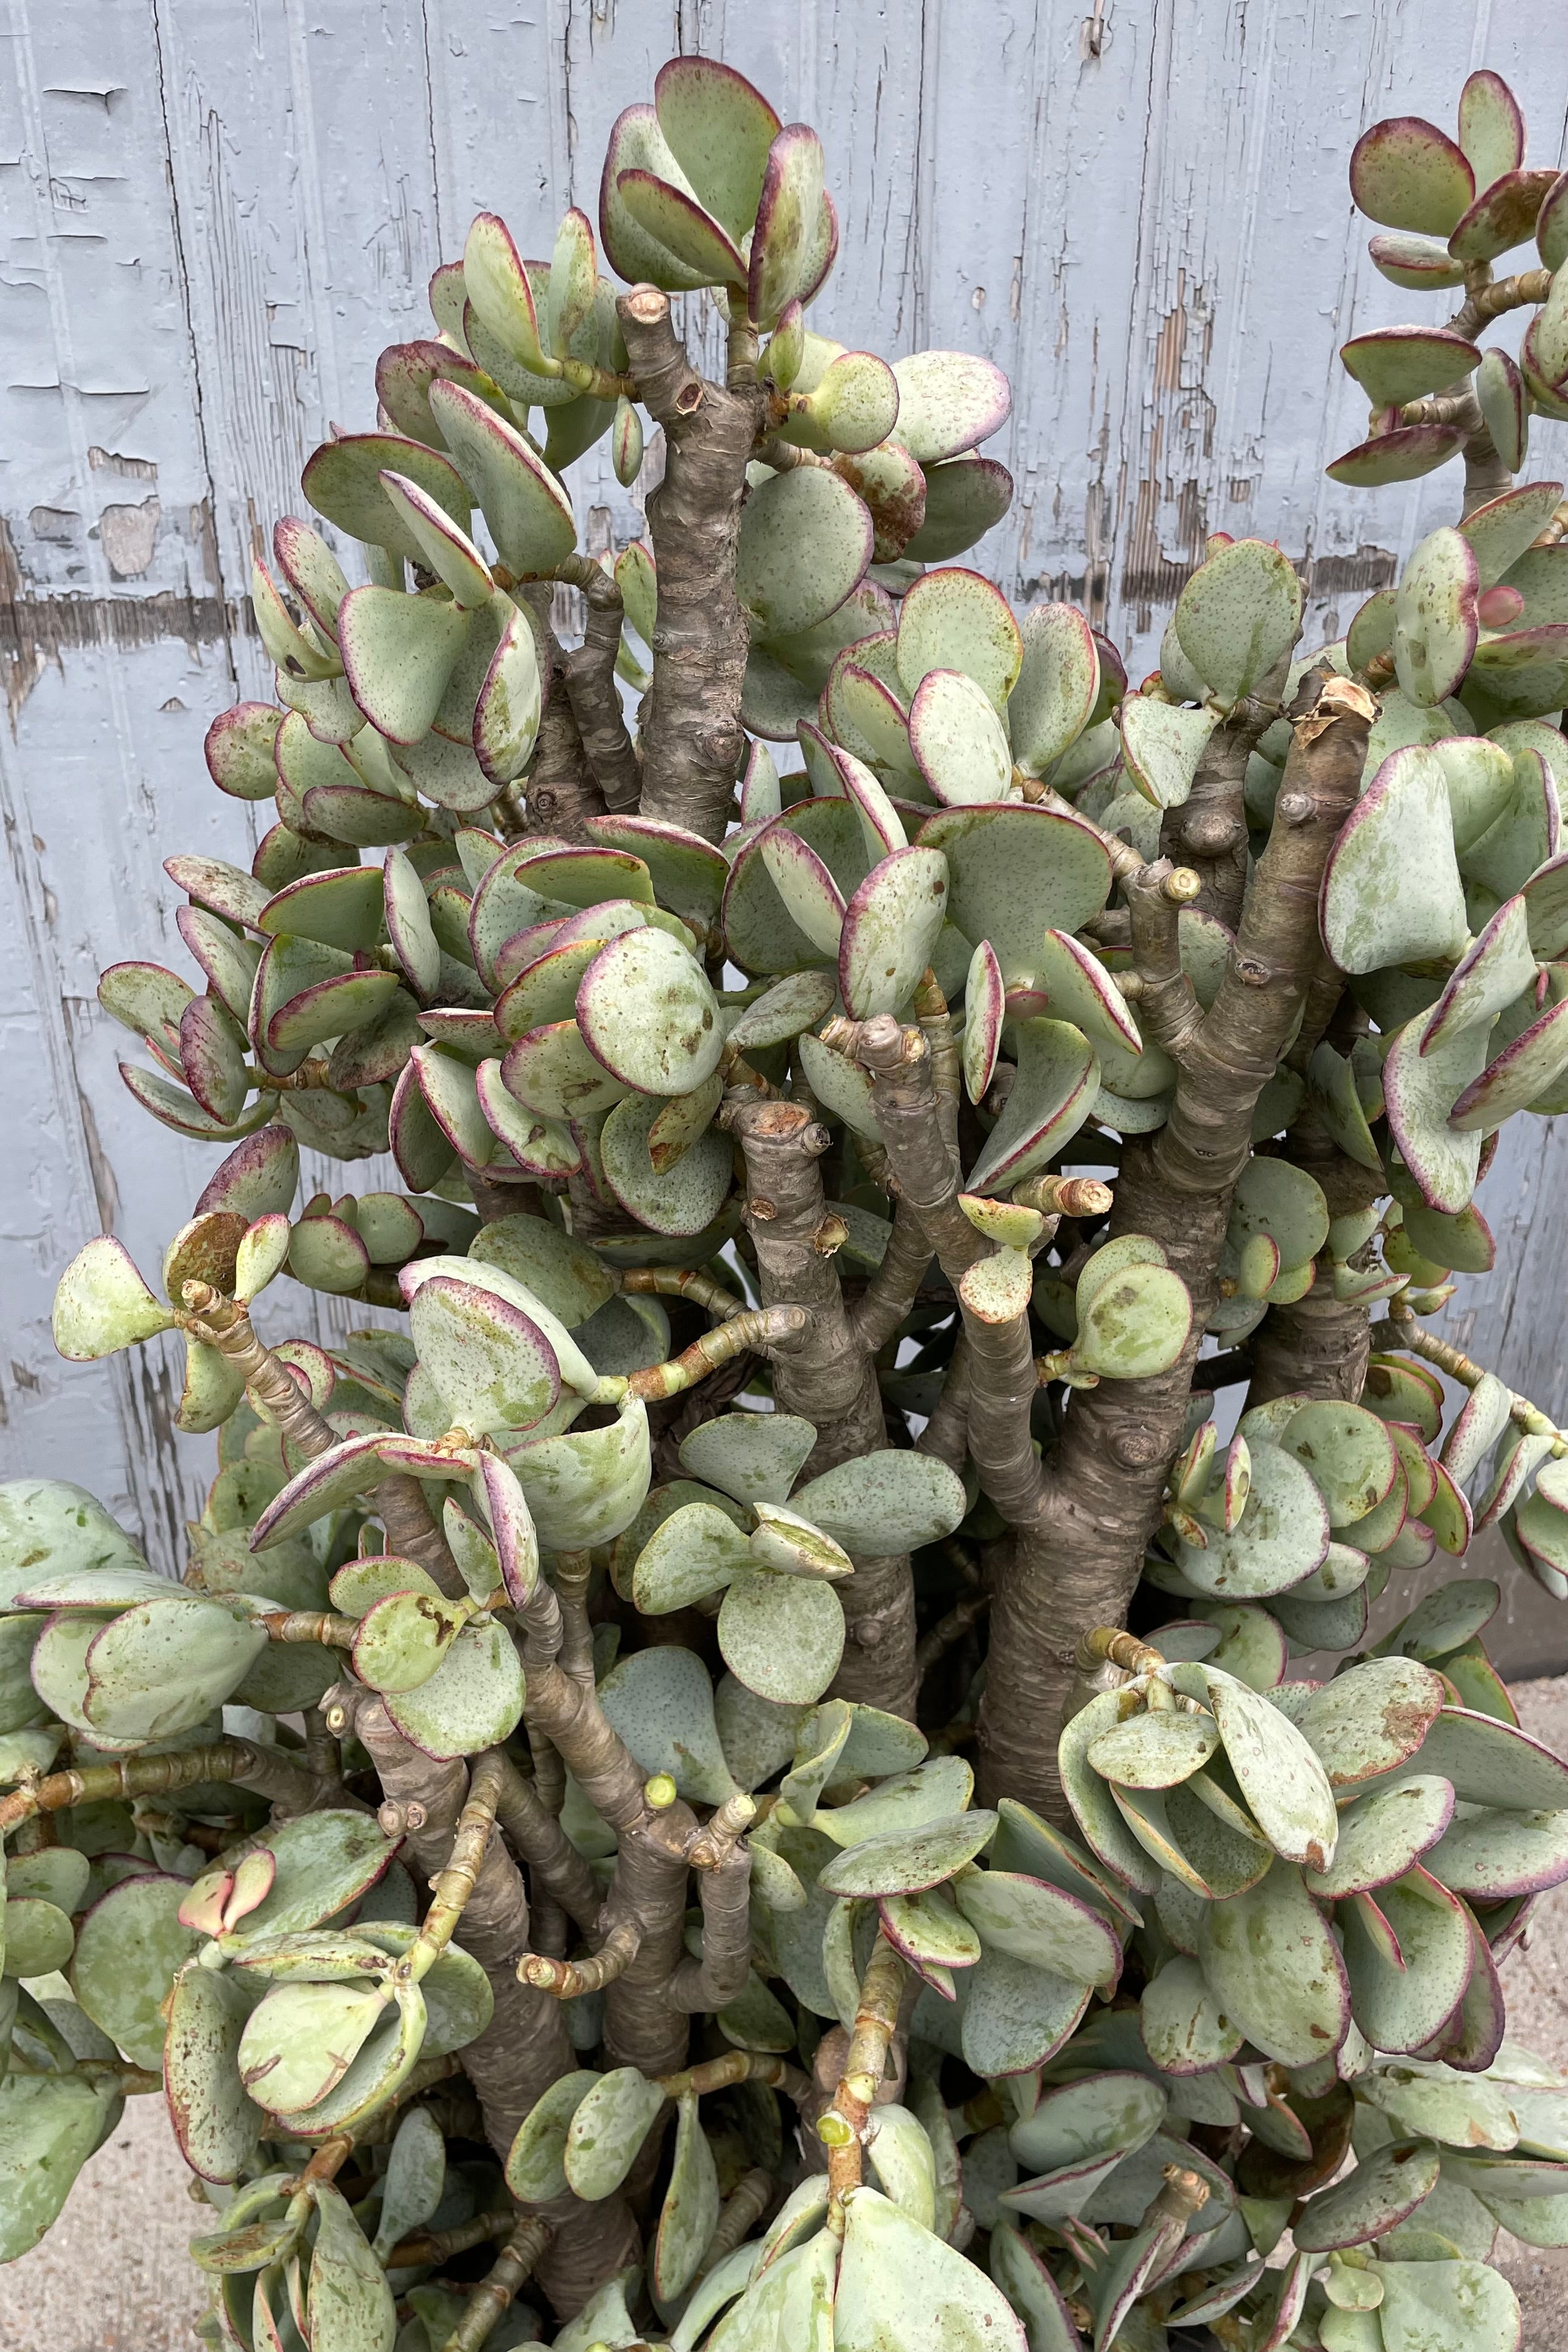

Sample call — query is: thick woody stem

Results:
[1374,1307,1568,1449]
[553,556,642,813]
[656,2049,811,2103]
[517,586,606,842]
[695,2169,775,2280]
[492,1754,602,1933]
[976,670,1377,1819]
[842,1018,1044,1531]
[386,2206,516,2269]
[915,1332,970,1475]
[409,1750,504,1977]
[617,286,764,840]
[349,1698,634,2317]
[437,2216,552,2352]
[621,1266,746,1319]
[724,1092,918,1718]
[1124,866,1206,1062]
[626,1306,808,1398]
[1447,266,1552,341]
[183,1284,467,1600]
[260,1611,357,1648]
[1157,674,1287,929]
[821,1937,907,2218]
[668,1847,752,2011]
[520,1918,642,1997]
[0,1738,318,1838]
[181,1288,336,1454]
[852,1195,935,1356]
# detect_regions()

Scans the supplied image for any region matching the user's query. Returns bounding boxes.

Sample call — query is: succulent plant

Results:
[7,48,1568,2352]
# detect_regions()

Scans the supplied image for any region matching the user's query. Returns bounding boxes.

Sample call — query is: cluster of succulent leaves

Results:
[8,48,1568,2352]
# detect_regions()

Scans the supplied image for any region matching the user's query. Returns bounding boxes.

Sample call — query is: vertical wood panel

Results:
[2,0,1566,1572]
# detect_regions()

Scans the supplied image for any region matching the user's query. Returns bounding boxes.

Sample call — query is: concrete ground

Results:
[5,1684,1568,2350]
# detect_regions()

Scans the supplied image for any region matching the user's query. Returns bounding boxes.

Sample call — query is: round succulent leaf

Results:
[302,430,471,564]
[953,1867,1121,1985]
[335,584,473,747]
[80,1596,265,1744]
[1449,164,1558,265]
[238,1979,390,2116]
[565,2064,668,2201]
[1139,1952,1245,2074]
[737,466,870,636]
[597,1644,738,1808]
[575,925,722,1096]
[1058,1689,1167,1894]
[957,1946,1093,2080]
[69,1872,201,2068]
[965,1017,1099,1195]
[1425,895,1537,1059]
[1343,1866,1474,2053]
[787,1451,967,1555]
[677,1413,817,1510]
[1341,329,1480,409]
[1291,1657,1448,1791]
[746,1501,853,1581]
[901,454,1013,565]
[963,937,1005,1102]
[1172,538,1304,706]
[1451,992,1568,1127]
[502,1019,631,1126]
[1422,1801,1568,1901]
[504,2067,601,2209]
[51,1237,175,1361]
[1071,1261,1192,1380]
[507,1393,650,1550]
[377,470,493,607]
[1206,1671,1339,1870]
[717,1569,845,1706]
[1382,1005,1489,1213]
[631,1501,751,1614]
[1326,422,1468,488]
[1279,1401,1399,1530]
[727,970,840,1054]
[818,1808,997,1900]
[1175,1437,1331,1599]
[1293,2137,1444,2254]
[428,379,576,574]
[165,1966,263,2183]
[1007,603,1100,776]
[407,1276,559,1438]
[1086,1708,1219,1790]
[817,1756,975,1848]
[889,352,1012,467]
[897,567,1022,710]
[1321,747,1469,975]
[1197,1857,1350,2067]
[381,1616,524,1760]
[598,1093,734,1236]
[797,1030,881,1139]
[1351,116,1475,233]
[1395,527,1481,708]
[907,668,1014,805]
[879,1885,982,1975]
[1304,1780,1455,1906]
[917,801,1112,982]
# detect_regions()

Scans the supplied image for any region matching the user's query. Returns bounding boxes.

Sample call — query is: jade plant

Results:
[7,52,1568,2352]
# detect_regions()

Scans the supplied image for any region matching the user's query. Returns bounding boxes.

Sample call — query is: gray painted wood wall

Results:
[2,1,1564,1648]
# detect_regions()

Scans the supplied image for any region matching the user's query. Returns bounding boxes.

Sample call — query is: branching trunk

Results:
[617,289,764,841]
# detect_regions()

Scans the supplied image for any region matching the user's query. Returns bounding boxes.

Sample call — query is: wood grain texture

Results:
[1,1,1564,1581]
